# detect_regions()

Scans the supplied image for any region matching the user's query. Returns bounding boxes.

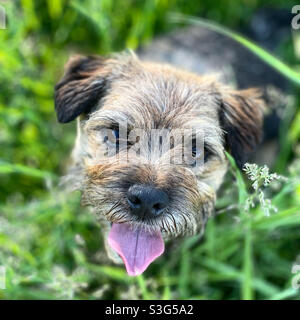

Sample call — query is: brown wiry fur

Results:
[55,52,264,263]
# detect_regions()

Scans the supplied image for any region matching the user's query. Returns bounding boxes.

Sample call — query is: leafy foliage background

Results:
[0,0,300,299]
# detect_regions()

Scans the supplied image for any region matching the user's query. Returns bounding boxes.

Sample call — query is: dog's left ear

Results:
[55,55,110,123]
[218,87,265,168]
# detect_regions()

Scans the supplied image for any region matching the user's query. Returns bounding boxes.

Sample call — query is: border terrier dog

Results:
[55,36,264,275]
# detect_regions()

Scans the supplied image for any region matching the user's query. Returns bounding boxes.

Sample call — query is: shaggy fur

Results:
[55,52,264,263]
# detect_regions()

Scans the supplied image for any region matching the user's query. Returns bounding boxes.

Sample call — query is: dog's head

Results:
[55,53,264,275]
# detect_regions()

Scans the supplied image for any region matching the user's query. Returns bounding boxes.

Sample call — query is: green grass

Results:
[0,0,300,300]
[171,14,300,85]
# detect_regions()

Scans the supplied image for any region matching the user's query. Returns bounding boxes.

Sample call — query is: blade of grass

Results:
[0,160,56,180]
[253,206,300,230]
[242,224,253,300]
[178,241,191,298]
[136,275,152,300]
[86,264,134,284]
[161,271,172,300]
[169,13,300,85]
[202,258,279,297]
[269,287,299,300]
[225,152,254,299]
[225,152,248,204]
[0,234,36,266]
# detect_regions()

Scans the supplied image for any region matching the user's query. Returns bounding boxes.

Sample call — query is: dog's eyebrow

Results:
[84,110,135,132]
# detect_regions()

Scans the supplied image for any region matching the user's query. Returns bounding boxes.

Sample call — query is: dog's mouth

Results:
[107,222,164,276]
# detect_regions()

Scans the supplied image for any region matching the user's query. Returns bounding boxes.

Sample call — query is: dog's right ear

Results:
[218,87,265,168]
[55,55,110,123]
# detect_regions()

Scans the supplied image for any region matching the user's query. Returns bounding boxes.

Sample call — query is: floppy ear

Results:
[55,55,109,123]
[218,88,265,168]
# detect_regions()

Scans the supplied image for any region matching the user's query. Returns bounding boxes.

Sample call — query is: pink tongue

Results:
[108,223,164,276]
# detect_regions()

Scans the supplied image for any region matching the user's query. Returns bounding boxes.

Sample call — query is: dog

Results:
[54,29,265,276]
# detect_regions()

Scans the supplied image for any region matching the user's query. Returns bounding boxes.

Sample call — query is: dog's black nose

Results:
[127,184,169,219]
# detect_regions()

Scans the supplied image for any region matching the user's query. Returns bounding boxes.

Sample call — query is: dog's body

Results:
[55,26,267,276]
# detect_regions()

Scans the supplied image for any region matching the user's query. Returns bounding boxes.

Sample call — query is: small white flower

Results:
[242,163,286,216]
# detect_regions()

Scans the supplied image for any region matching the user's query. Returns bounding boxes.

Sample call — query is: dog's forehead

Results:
[97,60,220,129]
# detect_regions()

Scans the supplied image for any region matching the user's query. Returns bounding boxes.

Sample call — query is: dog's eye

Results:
[104,127,133,153]
[192,146,202,159]
[113,129,119,140]
[203,146,213,162]
[191,139,203,159]
[192,139,212,163]
[102,127,119,147]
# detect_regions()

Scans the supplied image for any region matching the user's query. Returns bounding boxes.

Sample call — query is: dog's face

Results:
[55,53,264,275]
